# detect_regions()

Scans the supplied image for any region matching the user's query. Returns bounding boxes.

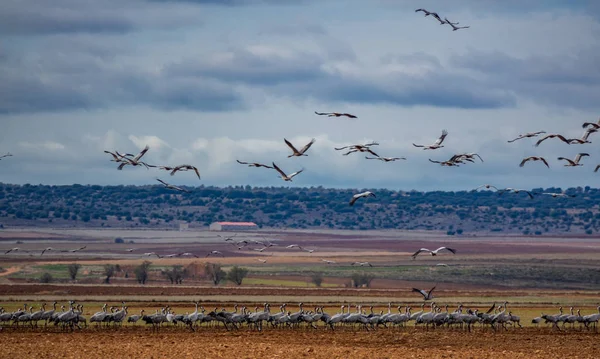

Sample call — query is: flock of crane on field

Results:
[2,300,600,333]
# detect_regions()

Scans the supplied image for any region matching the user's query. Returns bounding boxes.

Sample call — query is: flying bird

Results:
[284,138,316,158]
[256,259,268,263]
[415,8,445,24]
[534,134,570,147]
[582,118,600,129]
[351,261,373,267]
[143,252,162,258]
[541,192,576,198]
[0,153,13,160]
[557,153,589,167]
[499,188,535,199]
[413,130,448,150]
[321,259,337,264]
[156,178,191,193]
[314,111,357,118]
[568,128,597,144]
[4,247,22,254]
[349,191,376,206]
[412,286,436,300]
[164,164,201,180]
[473,184,499,192]
[40,247,54,256]
[411,247,456,259]
[444,18,470,31]
[62,246,86,253]
[507,131,546,143]
[272,163,304,182]
[519,156,549,168]
[236,160,273,169]
[286,244,301,249]
[365,156,406,162]
[116,145,154,170]
[178,252,199,258]
[206,250,224,258]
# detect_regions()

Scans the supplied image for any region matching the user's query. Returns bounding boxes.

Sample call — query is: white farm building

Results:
[209,221,258,231]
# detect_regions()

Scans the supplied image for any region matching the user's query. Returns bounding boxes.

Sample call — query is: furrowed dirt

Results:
[1,328,598,359]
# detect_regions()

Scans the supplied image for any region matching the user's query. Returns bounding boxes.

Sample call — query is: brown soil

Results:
[0,328,598,359]
[1,283,599,301]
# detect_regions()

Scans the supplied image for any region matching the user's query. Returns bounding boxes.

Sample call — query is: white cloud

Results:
[19,141,65,151]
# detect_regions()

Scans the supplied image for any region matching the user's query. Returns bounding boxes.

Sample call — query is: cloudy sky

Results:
[1,0,599,191]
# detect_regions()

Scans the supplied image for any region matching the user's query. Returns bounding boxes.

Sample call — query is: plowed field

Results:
[1,328,598,359]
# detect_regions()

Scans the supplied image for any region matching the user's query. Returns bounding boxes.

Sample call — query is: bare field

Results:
[1,328,599,359]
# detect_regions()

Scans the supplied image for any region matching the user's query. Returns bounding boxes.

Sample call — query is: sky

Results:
[1,0,600,191]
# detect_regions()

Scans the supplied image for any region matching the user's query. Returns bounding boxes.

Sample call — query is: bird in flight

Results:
[540,191,576,198]
[412,286,436,301]
[444,18,470,31]
[40,247,55,256]
[415,9,445,24]
[413,130,448,150]
[349,191,376,206]
[284,138,316,158]
[160,164,201,180]
[256,259,268,263]
[351,261,373,267]
[411,247,456,260]
[206,250,224,258]
[498,188,536,199]
[507,131,546,143]
[321,259,337,264]
[4,247,23,254]
[272,163,304,182]
[519,156,549,168]
[557,153,589,167]
[62,246,86,253]
[534,134,570,147]
[0,152,13,160]
[473,184,499,192]
[314,111,357,118]
[365,156,406,162]
[156,178,191,193]
[236,160,273,169]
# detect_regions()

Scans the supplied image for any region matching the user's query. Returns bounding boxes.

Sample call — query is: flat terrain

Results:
[1,227,600,358]
[1,328,599,359]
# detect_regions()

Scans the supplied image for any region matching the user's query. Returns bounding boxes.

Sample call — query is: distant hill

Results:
[0,183,599,235]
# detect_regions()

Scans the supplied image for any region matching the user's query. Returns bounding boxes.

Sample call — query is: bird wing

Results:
[595,164,600,173]
[343,113,357,118]
[365,156,379,160]
[133,145,150,162]
[288,169,304,179]
[257,163,273,169]
[284,138,300,154]
[411,248,431,257]
[314,111,330,116]
[436,247,456,254]
[412,288,427,298]
[192,167,201,180]
[427,286,436,296]
[334,145,351,150]
[485,302,496,314]
[429,159,442,164]
[434,130,448,145]
[299,138,316,154]
[519,157,531,167]
[272,163,287,177]
[236,160,249,165]
[366,148,380,157]
[413,143,425,148]
[540,157,550,168]
[156,178,168,186]
[471,153,484,162]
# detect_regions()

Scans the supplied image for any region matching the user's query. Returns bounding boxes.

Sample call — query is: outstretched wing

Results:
[412,288,427,298]
[133,145,150,162]
[272,163,287,177]
[236,160,249,165]
[519,157,531,167]
[349,195,359,206]
[314,111,331,116]
[411,248,431,258]
[156,178,168,186]
[540,157,550,168]
[288,169,304,179]
[435,130,448,145]
[436,247,456,254]
[299,138,316,154]
[284,138,300,154]
[413,143,425,148]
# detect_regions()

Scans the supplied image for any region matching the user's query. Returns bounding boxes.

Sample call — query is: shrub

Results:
[103,264,116,284]
[135,261,152,284]
[310,272,324,287]
[40,272,53,283]
[227,266,249,286]
[67,263,81,281]
[205,263,226,285]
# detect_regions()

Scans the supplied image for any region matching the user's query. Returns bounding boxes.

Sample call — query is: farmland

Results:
[1,227,600,358]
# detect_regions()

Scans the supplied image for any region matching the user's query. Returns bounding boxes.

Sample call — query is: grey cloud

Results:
[169,47,515,109]
[451,49,600,110]
[0,0,206,35]
[0,49,244,114]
